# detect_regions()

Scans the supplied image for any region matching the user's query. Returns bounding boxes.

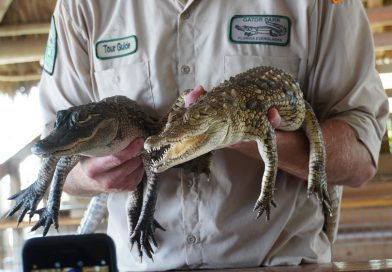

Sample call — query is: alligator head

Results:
[145,92,237,173]
[32,100,127,158]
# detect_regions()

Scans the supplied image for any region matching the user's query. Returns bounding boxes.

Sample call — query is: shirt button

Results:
[181,65,191,74]
[186,234,197,245]
[182,10,191,20]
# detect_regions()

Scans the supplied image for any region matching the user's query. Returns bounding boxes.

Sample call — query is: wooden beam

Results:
[0,36,47,65]
[377,63,392,74]
[341,180,392,209]
[0,0,13,23]
[367,0,383,8]
[343,182,392,198]
[367,6,392,26]
[0,135,39,180]
[0,73,41,82]
[0,217,82,230]
[0,23,50,37]
[341,198,392,209]
[374,32,392,51]
[377,153,392,175]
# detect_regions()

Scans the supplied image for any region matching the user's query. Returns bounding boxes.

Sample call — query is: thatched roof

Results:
[0,0,391,96]
[0,0,56,96]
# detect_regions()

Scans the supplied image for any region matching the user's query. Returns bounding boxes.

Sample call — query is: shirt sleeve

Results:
[306,0,389,165]
[38,0,95,136]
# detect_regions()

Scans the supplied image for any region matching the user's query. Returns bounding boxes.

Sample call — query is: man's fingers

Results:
[80,138,144,177]
[114,137,144,160]
[96,158,144,191]
[268,107,281,129]
[185,85,206,107]
[121,167,145,191]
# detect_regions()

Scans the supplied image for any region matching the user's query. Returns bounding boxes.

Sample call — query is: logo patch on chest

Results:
[43,16,57,75]
[95,35,138,60]
[229,15,290,46]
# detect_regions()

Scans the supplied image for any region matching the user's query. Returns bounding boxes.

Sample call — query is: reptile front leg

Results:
[5,156,60,225]
[127,180,144,255]
[130,157,165,260]
[31,155,81,235]
[253,122,278,220]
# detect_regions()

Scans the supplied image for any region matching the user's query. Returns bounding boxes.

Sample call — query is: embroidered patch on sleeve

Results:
[95,35,138,60]
[43,16,57,75]
[229,15,291,46]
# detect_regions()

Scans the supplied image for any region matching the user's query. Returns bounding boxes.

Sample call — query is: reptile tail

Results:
[324,185,343,243]
[77,193,109,234]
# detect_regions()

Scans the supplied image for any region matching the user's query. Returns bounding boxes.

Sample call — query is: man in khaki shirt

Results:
[38,0,388,271]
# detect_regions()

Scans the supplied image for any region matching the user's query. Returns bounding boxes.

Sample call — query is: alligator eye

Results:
[71,111,91,125]
[77,111,90,123]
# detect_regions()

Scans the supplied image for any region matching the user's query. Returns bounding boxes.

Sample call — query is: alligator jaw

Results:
[31,118,119,157]
[32,137,93,157]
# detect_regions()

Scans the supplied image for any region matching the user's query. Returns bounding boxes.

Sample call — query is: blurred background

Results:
[0,0,392,270]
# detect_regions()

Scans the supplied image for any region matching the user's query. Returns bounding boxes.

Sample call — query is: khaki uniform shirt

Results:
[39,0,388,271]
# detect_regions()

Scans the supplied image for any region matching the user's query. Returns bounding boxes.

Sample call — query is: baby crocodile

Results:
[5,95,164,260]
[145,65,340,242]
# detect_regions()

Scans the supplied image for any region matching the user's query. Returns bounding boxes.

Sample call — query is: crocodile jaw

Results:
[146,127,228,173]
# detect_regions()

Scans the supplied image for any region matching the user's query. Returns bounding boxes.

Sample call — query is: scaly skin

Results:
[77,193,109,234]
[145,66,339,242]
[5,96,164,259]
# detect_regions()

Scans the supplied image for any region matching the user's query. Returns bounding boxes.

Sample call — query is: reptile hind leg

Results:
[31,155,81,235]
[302,101,331,214]
[253,124,278,220]
[5,156,60,225]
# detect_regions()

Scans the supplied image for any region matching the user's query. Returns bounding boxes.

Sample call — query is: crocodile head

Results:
[145,95,234,173]
[31,102,121,158]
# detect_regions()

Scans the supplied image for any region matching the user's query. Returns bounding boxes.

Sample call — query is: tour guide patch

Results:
[96,35,138,60]
[43,16,57,75]
[230,15,290,45]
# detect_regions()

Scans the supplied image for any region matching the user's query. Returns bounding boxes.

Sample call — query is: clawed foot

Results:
[130,218,165,261]
[5,183,45,226]
[307,172,332,216]
[30,207,59,236]
[254,196,277,221]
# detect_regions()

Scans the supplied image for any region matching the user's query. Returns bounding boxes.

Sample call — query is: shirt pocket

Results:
[94,61,155,113]
[224,55,301,81]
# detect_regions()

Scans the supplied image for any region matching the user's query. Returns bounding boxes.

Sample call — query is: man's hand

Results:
[185,85,207,107]
[64,138,145,196]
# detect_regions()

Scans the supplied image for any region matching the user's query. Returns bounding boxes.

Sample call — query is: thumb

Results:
[268,107,281,129]
[185,85,206,108]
